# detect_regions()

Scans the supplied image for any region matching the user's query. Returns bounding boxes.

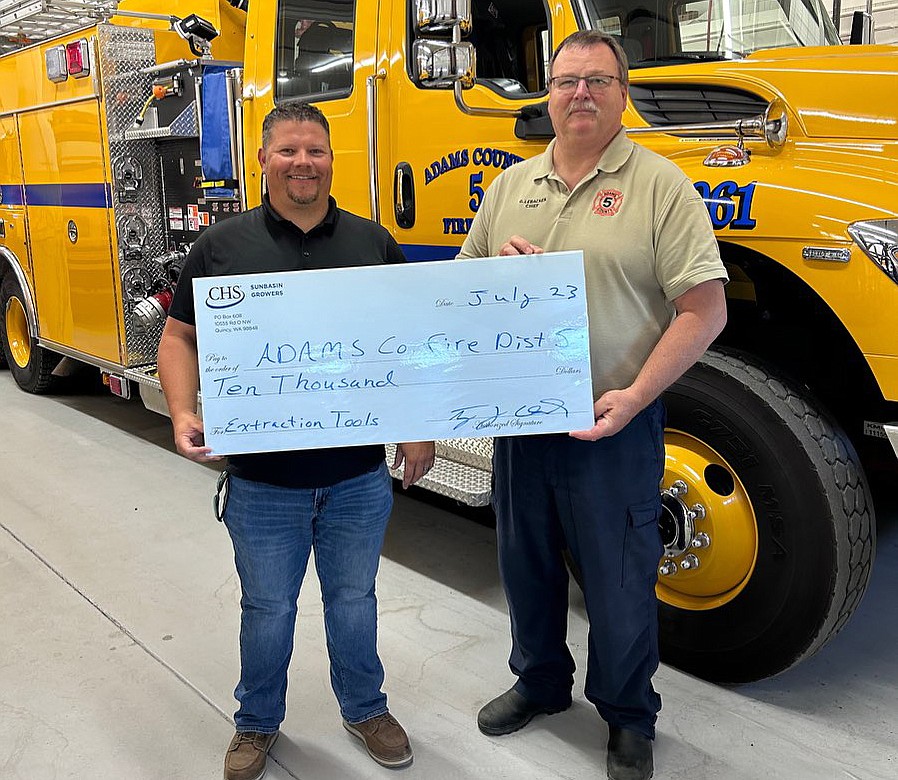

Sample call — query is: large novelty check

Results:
[193,251,595,455]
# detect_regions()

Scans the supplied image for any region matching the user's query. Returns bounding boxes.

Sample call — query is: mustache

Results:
[566,101,598,116]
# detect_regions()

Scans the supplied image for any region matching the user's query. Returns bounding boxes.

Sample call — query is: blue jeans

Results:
[222,463,393,732]
[492,400,665,739]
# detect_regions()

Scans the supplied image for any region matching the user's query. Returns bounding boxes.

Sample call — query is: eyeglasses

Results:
[549,74,622,93]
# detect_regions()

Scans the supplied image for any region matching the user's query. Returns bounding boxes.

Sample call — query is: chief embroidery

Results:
[593,189,624,216]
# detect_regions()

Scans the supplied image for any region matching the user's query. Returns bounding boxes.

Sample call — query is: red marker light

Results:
[65,41,90,78]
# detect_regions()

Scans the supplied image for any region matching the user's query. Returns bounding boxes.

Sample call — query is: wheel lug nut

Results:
[690,503,706,520]
[659,560,678,576]
[691,532,711,549]
[668,479,688,497]
[680,553,700,570]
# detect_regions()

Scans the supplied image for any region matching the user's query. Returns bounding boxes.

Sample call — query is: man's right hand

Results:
[499,235,545,256]
[172,412,222,463]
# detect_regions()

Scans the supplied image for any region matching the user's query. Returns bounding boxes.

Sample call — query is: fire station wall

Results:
[19,101,121,364]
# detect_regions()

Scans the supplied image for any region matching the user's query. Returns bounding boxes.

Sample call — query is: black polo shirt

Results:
[168,195,406,488]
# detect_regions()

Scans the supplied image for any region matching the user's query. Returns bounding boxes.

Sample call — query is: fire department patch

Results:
[593,189,624,216]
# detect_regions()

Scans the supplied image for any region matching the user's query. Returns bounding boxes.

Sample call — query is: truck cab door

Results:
[374,0,563,260]
[242,0,383,218]
[243,0,558,250]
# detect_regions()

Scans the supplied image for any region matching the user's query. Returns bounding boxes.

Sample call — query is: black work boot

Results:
[477,688,571,736]
[606,726,653,780]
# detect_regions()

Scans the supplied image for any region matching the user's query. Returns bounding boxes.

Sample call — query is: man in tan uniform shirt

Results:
[458,31,728,780]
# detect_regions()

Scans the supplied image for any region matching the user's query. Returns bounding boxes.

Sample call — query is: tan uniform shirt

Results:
[458,129,728,397]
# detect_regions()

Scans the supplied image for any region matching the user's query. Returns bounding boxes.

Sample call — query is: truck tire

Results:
[657,349,875,683]
[0,274,58,393]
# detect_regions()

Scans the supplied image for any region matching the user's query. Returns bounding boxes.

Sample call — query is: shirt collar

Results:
[595,128,635,173]
[534,128,635,183]
[262,194,339,234]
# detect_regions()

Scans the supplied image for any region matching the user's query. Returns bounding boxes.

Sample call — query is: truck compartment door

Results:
[19,102,121,363]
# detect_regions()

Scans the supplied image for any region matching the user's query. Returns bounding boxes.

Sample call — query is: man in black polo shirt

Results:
[158,103,434,780]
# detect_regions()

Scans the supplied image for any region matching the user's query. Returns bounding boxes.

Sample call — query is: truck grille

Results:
[629,85,768,126]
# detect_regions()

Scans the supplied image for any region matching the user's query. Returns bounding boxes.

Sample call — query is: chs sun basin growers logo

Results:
[205,284,245,308]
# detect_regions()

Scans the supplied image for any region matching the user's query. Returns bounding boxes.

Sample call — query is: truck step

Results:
[385,444,491,507]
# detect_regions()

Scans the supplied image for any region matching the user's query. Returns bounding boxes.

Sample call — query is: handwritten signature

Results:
[448,398,569,431]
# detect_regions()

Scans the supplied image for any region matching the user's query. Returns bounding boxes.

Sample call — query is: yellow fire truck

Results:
[1,0,895,684]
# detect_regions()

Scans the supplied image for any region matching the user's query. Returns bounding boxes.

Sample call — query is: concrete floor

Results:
[0,371,896,780]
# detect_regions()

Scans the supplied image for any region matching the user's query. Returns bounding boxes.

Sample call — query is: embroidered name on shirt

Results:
[519,197,547,209]
[593,189,624,216]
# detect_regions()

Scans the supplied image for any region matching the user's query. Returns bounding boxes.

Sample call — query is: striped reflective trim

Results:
[24,183,111,208]
[0,184,24,205]
[399,244,460,261]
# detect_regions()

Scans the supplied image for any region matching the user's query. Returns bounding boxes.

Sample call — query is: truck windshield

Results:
[581,0,841,68]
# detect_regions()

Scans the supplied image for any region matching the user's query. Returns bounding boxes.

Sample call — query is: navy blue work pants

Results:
[491,400,665,739]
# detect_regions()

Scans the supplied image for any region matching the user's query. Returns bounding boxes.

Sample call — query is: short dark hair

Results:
[261,102,331,148]
[549,31,629,88]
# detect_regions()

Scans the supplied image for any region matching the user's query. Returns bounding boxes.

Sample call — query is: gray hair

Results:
[549,31,629,88]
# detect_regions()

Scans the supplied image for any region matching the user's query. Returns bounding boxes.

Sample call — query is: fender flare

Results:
[0,246,38,341]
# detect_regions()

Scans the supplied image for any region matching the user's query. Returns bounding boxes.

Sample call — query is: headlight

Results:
[848,219,898,285]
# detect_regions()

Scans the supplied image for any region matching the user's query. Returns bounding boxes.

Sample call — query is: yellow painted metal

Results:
[141,17,246,62]
[240,0,274,209]
[654,135,898,376]
[18,102,120,363]
[0,33,98,115]
[0,116,31,288]
[240,0,379,216]
[200,2,898,409]
[114,0,247,61]
[867,355,898,400]
[618,55,898,404]
[656,431,759,611]
[370,0,570,247]
[0,0,892,411]
[4,293,30,368]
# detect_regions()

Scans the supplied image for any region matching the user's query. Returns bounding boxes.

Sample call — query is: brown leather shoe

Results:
[224,730,279,780]
[343,712,413,768]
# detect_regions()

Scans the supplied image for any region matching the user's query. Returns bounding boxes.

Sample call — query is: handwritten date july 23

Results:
[465,285,579,309]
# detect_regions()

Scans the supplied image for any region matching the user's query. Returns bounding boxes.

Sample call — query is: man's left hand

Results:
[393,441,436,488]
[570,388,645,441]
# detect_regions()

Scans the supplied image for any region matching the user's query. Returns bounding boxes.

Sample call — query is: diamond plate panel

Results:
[386,444,492,506]
[98,23,172,366]
[124,100,199,140]
[437,437,494,470]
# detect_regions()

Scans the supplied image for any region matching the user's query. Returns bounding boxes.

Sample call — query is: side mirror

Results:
[413,40,475,88]
[415,0,472,34]
[514,102,554,140]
